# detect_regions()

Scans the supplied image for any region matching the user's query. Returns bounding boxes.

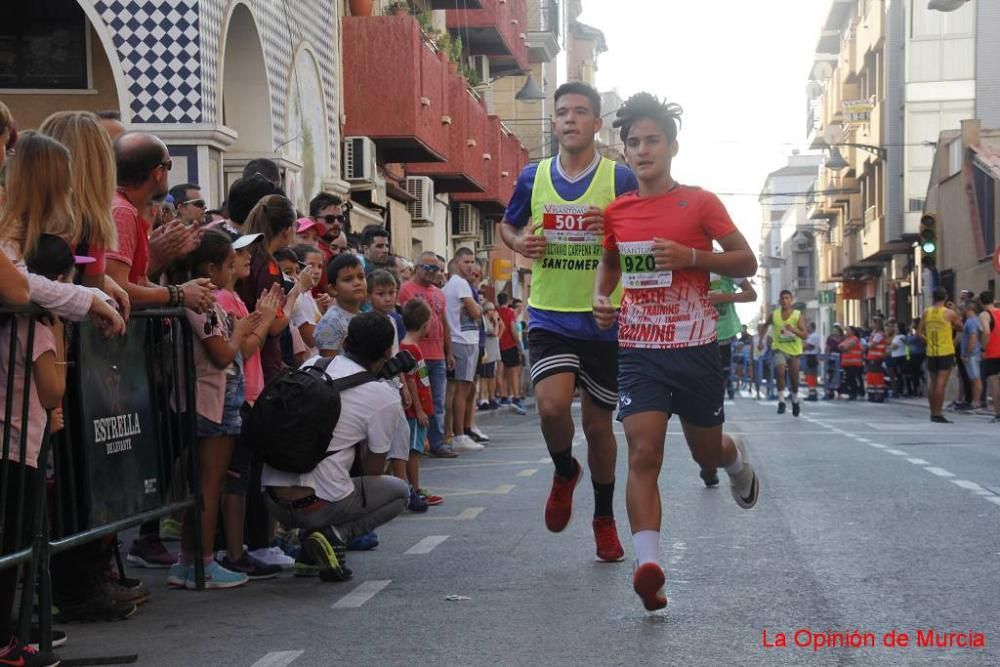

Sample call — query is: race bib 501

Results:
[541,204,598,245]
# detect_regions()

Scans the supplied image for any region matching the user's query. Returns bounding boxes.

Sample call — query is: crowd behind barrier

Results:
[0,304,203,658]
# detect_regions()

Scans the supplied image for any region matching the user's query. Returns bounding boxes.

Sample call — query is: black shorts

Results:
[805,355,819,372]
[480,361,496,378]
[500,346,521,368]
[719,340,732,369]
[927,355,955,373]
[617,342,725,427]
[528,327,618,411]
[982,357,1000,378]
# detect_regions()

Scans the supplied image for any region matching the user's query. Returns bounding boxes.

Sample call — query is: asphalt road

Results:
[58,394,1000,666]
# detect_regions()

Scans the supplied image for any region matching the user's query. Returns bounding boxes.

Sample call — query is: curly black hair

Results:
[613,92,683,145]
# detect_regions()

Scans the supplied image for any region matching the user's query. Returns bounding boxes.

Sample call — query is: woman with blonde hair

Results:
[39,110,130,317]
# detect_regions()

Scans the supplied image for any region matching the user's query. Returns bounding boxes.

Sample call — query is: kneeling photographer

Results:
[261,312,410,581]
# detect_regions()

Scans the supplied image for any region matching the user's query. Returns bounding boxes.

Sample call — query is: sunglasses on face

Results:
[318,214,346,226]
[182,199,206,209]
[159,158,173,172]
[417,263,440,272]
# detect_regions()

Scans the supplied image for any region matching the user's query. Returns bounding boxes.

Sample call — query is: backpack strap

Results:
[331,371,379,392]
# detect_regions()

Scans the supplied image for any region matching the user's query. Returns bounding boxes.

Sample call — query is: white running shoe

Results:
[451,434,485,451]
[468,426,490,442]
[248,546,295,569]
[728,436,759,509]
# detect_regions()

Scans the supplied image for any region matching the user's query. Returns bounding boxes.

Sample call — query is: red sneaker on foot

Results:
[544,459,581,532]
[592,517,625,562]
[633,562,667,611]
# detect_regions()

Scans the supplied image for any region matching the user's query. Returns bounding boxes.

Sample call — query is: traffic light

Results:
[919,214,937,269]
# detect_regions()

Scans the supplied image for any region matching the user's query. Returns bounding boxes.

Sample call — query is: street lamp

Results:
[514,73,546,102]
[820,142,888,172]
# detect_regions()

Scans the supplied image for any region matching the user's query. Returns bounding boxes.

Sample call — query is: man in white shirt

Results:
[803,322,822,401]
[262,313,409,581]
[442,248,483,452]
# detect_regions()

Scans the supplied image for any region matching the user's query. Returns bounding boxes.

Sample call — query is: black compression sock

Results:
[593,480,615,518]
[550,447,576,479]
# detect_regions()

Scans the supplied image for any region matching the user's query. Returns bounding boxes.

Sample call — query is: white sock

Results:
[632,530,660,566]
[791,393,800,404]
[724,447,743,475]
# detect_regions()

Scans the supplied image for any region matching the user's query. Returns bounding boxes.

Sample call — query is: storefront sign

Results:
[843,99,874,126]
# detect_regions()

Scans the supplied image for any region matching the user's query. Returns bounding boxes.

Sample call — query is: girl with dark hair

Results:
[169,230,262,590]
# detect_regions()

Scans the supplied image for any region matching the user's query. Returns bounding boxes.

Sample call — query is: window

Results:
[0,2,89,90]
[973,164,996,258]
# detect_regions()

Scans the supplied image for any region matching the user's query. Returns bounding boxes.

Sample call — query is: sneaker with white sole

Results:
[167,562,190,588]
[185,561,249,590]
[451,434,484,452]
[728,436,759,509]
[247,546,295,569]
[467,426,490,442]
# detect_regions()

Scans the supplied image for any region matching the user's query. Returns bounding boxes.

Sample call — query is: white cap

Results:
[232,233,263,250]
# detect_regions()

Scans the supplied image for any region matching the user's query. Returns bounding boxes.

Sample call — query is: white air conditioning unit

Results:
[455,204,480,238]
[404,176,435,223]
[343,136,377,183]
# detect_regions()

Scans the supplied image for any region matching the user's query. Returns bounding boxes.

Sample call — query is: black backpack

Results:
[241,357,377,474]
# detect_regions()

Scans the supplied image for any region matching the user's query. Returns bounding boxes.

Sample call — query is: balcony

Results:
[342,16,450,163]
[409,79,491,193]
[448,0,530,75]
[526,1,560,64]
[453,118,528,215]
[428,0,483,8]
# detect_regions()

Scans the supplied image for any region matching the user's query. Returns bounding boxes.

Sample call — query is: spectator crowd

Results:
[0,102,531,666]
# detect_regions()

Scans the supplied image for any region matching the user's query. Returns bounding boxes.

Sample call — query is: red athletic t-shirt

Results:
[400,341,433,417]
[498,306,518,351]
[603,186,737,350]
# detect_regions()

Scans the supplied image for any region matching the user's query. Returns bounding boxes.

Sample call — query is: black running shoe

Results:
[777,401,786,415]
[305,527,352,583]
[699,468,719,488]
[55,594,136,623]
[792,401,801,417]
[930,415,953,424]
[28,627,67,650]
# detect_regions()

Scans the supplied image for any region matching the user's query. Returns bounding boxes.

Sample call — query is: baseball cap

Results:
[297,217,327,235]
[26,234,95,279]
[231,232,263,250]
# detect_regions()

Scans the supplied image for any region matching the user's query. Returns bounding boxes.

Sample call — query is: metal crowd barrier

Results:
[0,305,202,660]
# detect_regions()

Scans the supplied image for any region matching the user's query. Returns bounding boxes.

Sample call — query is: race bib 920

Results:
[618,240,671,289]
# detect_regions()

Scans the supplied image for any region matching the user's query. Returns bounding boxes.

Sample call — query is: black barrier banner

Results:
[75,319,163,525]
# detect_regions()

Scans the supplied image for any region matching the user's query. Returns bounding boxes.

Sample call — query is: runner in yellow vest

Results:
[499,81,638,563]
[757,290,808,417]
[917,286,962,423]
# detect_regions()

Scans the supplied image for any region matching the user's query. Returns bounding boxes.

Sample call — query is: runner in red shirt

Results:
[592,93,760,611]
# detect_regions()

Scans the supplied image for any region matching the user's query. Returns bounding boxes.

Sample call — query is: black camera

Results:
[378,350,416,380]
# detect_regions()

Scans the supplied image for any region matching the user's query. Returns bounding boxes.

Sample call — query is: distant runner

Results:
[758,290,808,416]
[918,287,961,423]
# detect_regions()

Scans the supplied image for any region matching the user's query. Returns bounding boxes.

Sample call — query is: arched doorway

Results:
[220,4,274,161]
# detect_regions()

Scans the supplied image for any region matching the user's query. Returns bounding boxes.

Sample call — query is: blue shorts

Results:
[196,370,245,438]
[963,351,982,380]
[407,417,428,454]
[616,342,725,427]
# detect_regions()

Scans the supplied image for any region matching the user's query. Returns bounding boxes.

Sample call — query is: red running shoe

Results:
[544,458,581,532]
[592,517,625,562]
[633,562,668,611]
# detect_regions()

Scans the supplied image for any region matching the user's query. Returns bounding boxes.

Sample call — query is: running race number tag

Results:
[541,204,598,245]
[618,240,672,289]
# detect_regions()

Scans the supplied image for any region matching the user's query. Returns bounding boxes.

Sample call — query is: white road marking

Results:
[493,484,516,494]
[986,497,1000,507]
[724,400,735,406]
[906,458,930,465]
[868,443,887,449]
[517,468,538,477]
[404,507,485,520]
[457,507,485,520]
[884,449,908,456]
[925,467,955,478]
[539,456,553,463]
[952,480,989,494]
[332,580,392,609]
[251,652,303,667]
[405,535,450,555]
[854,437,871,443]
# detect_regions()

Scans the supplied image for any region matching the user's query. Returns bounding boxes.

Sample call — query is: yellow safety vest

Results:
[771,308,803,355]
[924,306,955,357]
[528,157,620,312]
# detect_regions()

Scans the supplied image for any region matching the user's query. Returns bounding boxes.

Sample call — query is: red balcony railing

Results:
[409,77,492,192]
[447,0,529,75]
[342,16,450,163]
[453,118,528,214]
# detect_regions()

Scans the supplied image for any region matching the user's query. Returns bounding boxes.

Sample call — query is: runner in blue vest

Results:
[499,82,638,562]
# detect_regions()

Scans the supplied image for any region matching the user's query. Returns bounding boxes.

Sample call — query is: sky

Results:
[579,0,832,320]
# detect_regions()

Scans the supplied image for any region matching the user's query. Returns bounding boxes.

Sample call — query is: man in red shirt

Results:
[495,293,526,414]
[592,93,759,611]
[398,251,456,457]
[106,132,213,312]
